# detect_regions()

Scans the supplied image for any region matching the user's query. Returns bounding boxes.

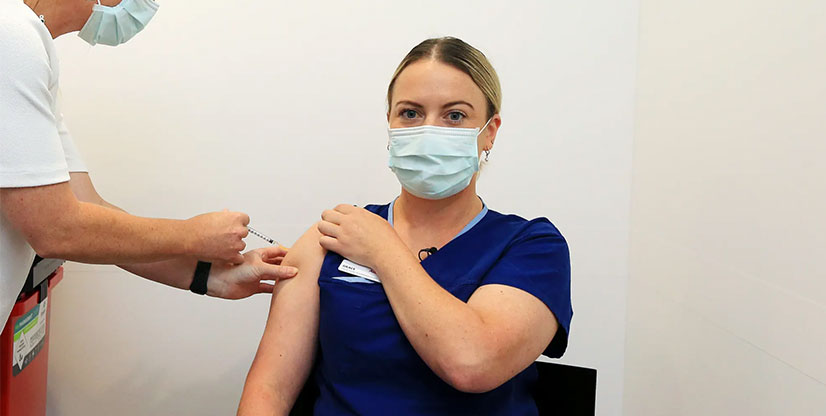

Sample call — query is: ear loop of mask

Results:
[478,118,493,165]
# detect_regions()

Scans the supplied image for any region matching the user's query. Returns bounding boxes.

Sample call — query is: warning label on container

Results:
[12,297,48,376]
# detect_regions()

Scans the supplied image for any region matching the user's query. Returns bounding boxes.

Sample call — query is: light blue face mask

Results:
[78,0,159,46]
[388,119,491,200]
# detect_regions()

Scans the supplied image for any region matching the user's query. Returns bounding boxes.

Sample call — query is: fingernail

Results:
[288,267,299,275]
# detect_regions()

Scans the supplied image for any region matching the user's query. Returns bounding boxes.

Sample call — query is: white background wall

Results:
[46,1,638,415]
[625,1,826,415]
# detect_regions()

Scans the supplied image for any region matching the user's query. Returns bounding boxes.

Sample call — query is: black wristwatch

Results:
[189,261,212,295]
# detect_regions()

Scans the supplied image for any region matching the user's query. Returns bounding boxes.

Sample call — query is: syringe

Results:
[248,226,281,247]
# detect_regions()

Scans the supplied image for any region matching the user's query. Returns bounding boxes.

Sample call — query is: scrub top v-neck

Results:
[312,201,572,416]
[387,197,489,241]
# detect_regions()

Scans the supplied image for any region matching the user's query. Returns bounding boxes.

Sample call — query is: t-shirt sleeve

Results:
[56,110,88,173]
[0,21,69,188]
[479,219,573,358]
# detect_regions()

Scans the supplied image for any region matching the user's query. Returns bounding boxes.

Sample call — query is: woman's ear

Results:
[484,114,502,151]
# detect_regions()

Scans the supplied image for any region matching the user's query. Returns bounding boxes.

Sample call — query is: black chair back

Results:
[534,360,597,416]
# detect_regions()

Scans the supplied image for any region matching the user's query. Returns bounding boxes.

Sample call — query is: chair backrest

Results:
[289,374,319,416]
[290,360,597,416]
[534,360,597,416]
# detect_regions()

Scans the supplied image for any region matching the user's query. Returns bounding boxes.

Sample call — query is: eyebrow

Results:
[395,100,424,109]
[442,100,475,110]
[394,100,475,110]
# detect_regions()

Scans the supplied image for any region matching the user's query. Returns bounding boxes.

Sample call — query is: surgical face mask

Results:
[388,119,491,200]
[78,0,159,46]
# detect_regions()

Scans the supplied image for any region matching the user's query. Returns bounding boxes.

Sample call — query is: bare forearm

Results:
[40,201,194,263]
[373,248,556,393]
[373,251,491,381]
[119,258,197,291]
[3,177,249,265]
[80,189,199,288]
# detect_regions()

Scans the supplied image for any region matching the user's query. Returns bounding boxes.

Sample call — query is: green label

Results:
[12,297,48,376]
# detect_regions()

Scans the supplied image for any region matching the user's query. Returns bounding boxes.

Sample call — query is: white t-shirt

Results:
[1,0,88,332]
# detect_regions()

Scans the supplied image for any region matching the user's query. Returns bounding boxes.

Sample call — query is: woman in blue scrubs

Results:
[239,37,572,416]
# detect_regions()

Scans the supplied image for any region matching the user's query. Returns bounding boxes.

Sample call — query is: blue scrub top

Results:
[312,201,572,416]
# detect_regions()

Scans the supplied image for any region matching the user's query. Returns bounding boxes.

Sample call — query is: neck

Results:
[24,0,86,39]
[394,178,483,233]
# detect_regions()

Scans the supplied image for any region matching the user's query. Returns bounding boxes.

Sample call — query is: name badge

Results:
[338,259,380,283]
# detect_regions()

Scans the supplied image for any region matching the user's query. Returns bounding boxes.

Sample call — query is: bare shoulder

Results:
[278,222,328,283]
[284,222,325,261]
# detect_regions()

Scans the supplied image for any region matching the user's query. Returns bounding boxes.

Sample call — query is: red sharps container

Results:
[1,257,64,416]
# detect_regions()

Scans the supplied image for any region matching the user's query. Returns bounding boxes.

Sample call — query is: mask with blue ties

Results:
[387,119,492,200]
[78,0,159,46]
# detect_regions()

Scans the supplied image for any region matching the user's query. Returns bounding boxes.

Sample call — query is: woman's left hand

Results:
[317,204,404,269]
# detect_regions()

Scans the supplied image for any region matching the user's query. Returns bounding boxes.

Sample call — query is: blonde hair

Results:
[387,37,502,118]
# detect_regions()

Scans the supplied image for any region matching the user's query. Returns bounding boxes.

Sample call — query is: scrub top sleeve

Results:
[0,25,69,188]
[479,220,572,358]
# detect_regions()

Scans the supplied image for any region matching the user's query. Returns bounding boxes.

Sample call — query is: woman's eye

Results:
[447,111,465,122]
[402,109,418,119]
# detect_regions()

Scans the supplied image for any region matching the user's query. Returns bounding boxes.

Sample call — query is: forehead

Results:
[392,60,486,107]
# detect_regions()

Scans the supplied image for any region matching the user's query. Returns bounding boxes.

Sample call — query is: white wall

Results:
[625,1,826,415]
[47,1,639,415]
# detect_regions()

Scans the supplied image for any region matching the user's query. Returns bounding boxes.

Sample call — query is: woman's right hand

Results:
[318,204,407,271]
[186,210,250,264]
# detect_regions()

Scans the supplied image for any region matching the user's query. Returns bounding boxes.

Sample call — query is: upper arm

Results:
[240,223,327,413]
[0,182,79,252]
[1,172,117,253]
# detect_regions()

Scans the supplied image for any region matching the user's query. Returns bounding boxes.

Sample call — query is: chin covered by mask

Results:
[387,119,491,200]
[78,0,159,46]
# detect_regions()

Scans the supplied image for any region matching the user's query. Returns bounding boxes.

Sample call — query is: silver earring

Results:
[484,149,490,162]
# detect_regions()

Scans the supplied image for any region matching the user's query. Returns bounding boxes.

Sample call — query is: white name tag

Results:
[338,259,380,283]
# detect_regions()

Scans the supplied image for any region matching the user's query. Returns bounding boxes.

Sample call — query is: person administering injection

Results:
[0,0,298,330]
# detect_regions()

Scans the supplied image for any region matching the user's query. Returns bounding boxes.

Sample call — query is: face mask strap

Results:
[478,118,494,165]
[477,118,493,137]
